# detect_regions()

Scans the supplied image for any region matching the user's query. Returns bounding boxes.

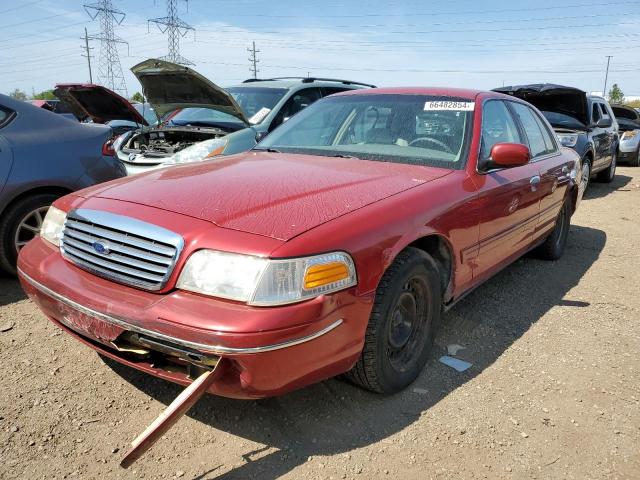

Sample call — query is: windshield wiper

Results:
[253,147,281,153]
[332,154,360,159]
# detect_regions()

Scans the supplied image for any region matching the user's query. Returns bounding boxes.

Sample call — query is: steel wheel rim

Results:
[14,206,49,252]
[387,276,429,372]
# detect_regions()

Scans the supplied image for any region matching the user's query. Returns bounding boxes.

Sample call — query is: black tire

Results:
[535,199,570,261]
[632,147,640,167]
[596,150,617,183]
[0,194,58,275]
[346,247,442,394]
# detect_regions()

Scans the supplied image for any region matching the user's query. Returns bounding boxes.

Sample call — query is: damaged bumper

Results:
[18,238,369,399]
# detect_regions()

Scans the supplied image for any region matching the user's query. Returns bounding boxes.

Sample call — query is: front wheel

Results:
[535,199,570,261]
[0,194,58,275]
[596,150,616,183]
[346,247,442,394]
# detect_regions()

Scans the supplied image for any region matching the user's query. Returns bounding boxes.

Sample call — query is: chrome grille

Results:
[61,209,184,291]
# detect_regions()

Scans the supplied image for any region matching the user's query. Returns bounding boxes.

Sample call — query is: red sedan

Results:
[18,87,581,399]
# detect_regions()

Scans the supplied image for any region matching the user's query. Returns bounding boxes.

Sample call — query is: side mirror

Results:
[489,143,530,168]
[596,117,612,128]
[255,131,267,142]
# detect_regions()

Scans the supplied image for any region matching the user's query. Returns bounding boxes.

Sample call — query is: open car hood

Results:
[53,84,147,125]
[131,58,249,125]
[493,83,589,128]
[611,104,640,130]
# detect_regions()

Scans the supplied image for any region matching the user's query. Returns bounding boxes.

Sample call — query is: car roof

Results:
[227,77,374,90]
[334,87,486,100]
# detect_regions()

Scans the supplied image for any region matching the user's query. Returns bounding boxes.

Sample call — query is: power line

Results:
[0,0,44,15]
[603,56,613,96]
[149,0,195,65]
[84,0,128,96]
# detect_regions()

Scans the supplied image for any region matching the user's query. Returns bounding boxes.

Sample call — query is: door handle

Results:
[530,175,541,191]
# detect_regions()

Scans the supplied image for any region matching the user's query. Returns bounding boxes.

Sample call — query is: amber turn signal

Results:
[304,262,350,289]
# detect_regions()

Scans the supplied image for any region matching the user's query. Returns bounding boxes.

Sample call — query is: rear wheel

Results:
[596,150,616,183]
[0,194,58,275]
[535,199,570,261]
[346,248,442,394]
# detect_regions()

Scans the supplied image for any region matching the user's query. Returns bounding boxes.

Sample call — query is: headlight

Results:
[162,137,228,166]
[556,133,578,148]
[40,206,67,247]
[177,250,357,306]
[621,130,639,140]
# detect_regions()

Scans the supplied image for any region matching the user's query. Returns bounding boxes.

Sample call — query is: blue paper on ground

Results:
[439,355,472,372]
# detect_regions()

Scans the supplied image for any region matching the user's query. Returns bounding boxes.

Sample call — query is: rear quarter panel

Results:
[0,105,119,215]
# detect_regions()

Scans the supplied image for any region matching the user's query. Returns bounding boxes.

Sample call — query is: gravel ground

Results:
[1,167,639,480]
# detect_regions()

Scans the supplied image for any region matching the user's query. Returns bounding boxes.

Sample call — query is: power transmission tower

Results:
[81,27,94,83]
[84,0,128,96]
[248,41,259,79]
[603,55,613,98]
[149,0,195,65]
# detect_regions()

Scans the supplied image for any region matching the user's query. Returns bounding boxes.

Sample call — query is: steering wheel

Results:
[408,137,453,153]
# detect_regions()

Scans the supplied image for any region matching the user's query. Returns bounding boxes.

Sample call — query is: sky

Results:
[1,0,639,98]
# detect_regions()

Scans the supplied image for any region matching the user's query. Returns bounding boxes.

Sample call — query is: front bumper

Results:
[18,238,371,399]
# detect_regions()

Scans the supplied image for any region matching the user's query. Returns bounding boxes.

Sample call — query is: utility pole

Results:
[603,55,613,98]
[247,41,259,79]
[81,27,94,83]
[84,0,128,96]
[149,0,195,65]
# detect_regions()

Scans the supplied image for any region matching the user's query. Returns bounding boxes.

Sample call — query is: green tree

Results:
[32,89,56,100]
[608,84,625,104]
[130,92,144,103]
[8,88,27,101]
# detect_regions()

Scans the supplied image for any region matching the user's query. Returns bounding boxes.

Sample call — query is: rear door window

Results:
[321,87,353,97]
[510,102,555,158]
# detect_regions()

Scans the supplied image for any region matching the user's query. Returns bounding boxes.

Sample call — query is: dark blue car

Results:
[0,94,125,274]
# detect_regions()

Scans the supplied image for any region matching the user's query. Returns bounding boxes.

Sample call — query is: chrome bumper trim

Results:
[18,269,343,355]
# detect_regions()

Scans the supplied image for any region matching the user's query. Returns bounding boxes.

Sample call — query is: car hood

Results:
[54,83,147,125]
[131,58,249,125]
[79,152,451,241]
[611,104,640,130]
[493,83,589,128]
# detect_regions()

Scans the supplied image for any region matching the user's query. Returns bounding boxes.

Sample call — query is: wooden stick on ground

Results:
[120,362,223,469]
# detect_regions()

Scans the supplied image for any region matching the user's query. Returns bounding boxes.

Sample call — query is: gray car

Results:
[0,94,125,274]
[115,59,374,174]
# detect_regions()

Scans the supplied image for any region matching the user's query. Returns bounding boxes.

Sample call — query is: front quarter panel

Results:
[270,170,481,300]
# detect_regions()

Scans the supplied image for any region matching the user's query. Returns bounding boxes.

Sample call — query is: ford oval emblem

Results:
[92,241,110,255]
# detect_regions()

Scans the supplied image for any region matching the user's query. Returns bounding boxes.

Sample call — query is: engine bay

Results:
[121,127,227,162]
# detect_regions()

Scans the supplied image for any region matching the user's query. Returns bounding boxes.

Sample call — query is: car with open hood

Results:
[494,84,618,190]
[18,87,580,400]
[115,59,373,175]
[53,83,157,136]
[611,104,640,166]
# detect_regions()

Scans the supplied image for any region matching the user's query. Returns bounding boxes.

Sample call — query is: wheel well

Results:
[0,186,71,218]
[407,235,453,301]
[583,150,593,163]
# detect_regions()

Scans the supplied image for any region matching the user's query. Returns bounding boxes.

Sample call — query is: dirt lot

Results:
[1,167,639,480]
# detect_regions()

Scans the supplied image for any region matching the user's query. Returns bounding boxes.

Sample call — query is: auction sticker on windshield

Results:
[249,107,271,124]
[424,101,475,111]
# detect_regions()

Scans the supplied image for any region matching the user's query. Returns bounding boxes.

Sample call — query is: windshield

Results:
[541,110,586,130]
[168,107,246,128]
[257,94,473,168]
[226,87,288,123]
[134,103,159,125]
